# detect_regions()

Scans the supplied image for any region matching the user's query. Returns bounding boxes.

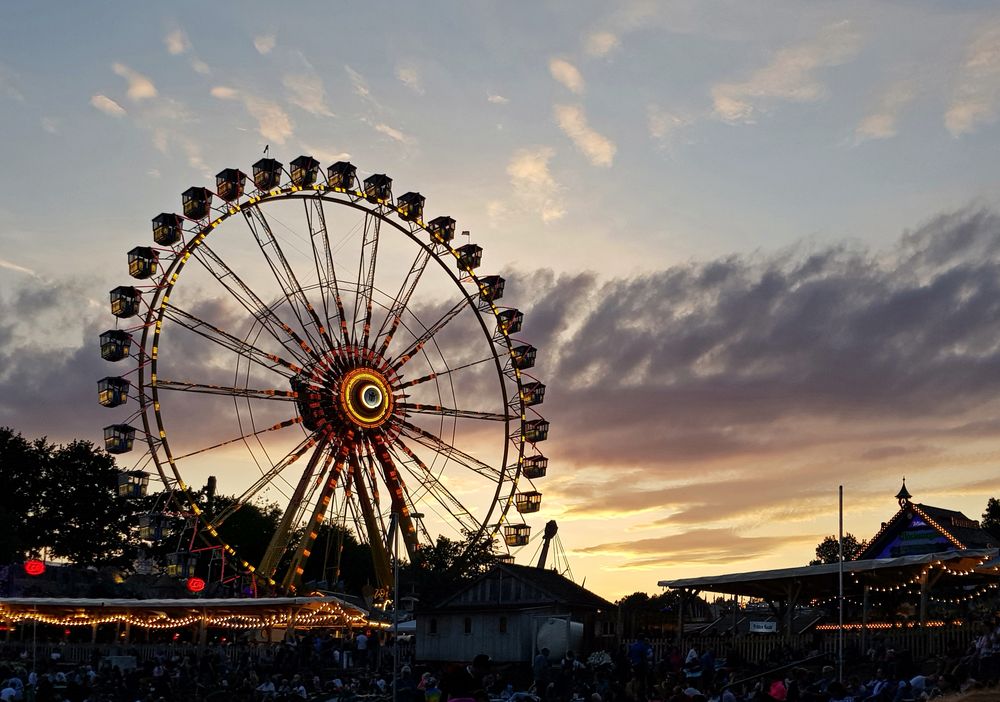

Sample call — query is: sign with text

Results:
[749,620,777,633]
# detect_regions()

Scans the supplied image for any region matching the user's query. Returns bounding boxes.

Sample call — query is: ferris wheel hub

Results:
[291,344,399,435]
[339,367,394,429]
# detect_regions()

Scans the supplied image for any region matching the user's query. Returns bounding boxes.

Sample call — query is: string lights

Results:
[0,601,371,631]
[929,582,1000,605]
[815,620,952,631]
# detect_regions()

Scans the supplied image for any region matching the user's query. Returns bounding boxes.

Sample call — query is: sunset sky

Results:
[3,1,1000,600]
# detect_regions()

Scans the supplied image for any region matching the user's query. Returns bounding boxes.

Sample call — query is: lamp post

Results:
[393,512,422,702]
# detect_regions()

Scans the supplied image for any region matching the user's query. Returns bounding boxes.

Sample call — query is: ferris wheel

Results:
[97,156,549,595]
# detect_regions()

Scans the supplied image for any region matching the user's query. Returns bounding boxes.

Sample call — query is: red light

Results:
[186,577,206,593]
[24,560,45,576]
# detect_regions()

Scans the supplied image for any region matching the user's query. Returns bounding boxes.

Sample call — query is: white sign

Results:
[749,621,777,633]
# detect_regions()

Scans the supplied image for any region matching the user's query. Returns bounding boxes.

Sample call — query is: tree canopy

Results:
[982,497,1000,540]
[403,530,503,605]
[0,427,140,566]
[809,533,865,565]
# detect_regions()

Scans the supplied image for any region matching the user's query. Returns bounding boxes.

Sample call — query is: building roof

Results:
[859,501,996,560]
[503,564,614,609]
[432,563,613,611]
[658,549,996,599]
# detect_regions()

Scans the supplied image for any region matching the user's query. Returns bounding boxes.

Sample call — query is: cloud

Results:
[165,28,190,55]
[554,104,616,166]
[346,65,374,101]
[0,257,36,277]
[210,86,294,143]
[41,117,58,134]
[549,58,585,94]
[162,27,210,74]
[396,64,424,94]
[90,94,127,117]
[374,123,413,144]
[254,34,276,55]
[283,70,335,117]
[0,63,24,101]
[585,31,620,58]
[244,96,294,143]
[506,147,565,222]
[112,63,158,101]
[211,85,239,100]
[945,24,1000,137]
[511,207,1000,479]
[712,21,861,123]
[648,105,693,147]
[487,94,509,105]
[578,528,818,568]
[0,281,118,441]
[855,80,917,143]
[299,143,351,163]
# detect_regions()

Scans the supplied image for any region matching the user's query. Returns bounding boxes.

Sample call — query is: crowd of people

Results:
[0,617,998,702]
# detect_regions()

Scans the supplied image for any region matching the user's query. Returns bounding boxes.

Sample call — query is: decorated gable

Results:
[872,514,952,559]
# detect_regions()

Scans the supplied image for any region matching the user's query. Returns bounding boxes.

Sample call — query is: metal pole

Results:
[838,485,844,683]
[392,511,421,702]
[392,511,399,702]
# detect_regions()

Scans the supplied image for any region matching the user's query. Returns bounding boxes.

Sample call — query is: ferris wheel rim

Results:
[130,182,534,591]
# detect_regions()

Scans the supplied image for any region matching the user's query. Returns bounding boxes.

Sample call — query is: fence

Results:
[0,638,413,669]
[645,626,977,666]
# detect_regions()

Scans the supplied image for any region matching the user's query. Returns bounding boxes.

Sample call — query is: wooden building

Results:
[416,563,614,664]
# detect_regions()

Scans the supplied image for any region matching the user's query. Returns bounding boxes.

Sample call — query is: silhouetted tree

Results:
[0,428,49,562]
[403,530,502,605]
[0,427,141,566]
[810,533,865,565]
[982,497,1000,540]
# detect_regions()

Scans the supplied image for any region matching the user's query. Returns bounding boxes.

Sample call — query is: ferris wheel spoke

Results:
[258,437,334,581]
[190,242,318,366]
[390,298,466,372]
[397,356,495,389]
[172,417,303,461]
[163,304,300,378]
[244,204,337,355]
[156,379,299,401]
[373,247,433,358]
[280,439,353,593]
[305,197,351,345]
[208,435,320,529]
[349,447,393,588]
[399,402,508,422]
[368,436,419,559]
[354,211,382,349]
[389,437,483,536]
[399,419,503,481]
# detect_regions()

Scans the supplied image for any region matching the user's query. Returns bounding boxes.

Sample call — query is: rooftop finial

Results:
[895,477,912,507]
